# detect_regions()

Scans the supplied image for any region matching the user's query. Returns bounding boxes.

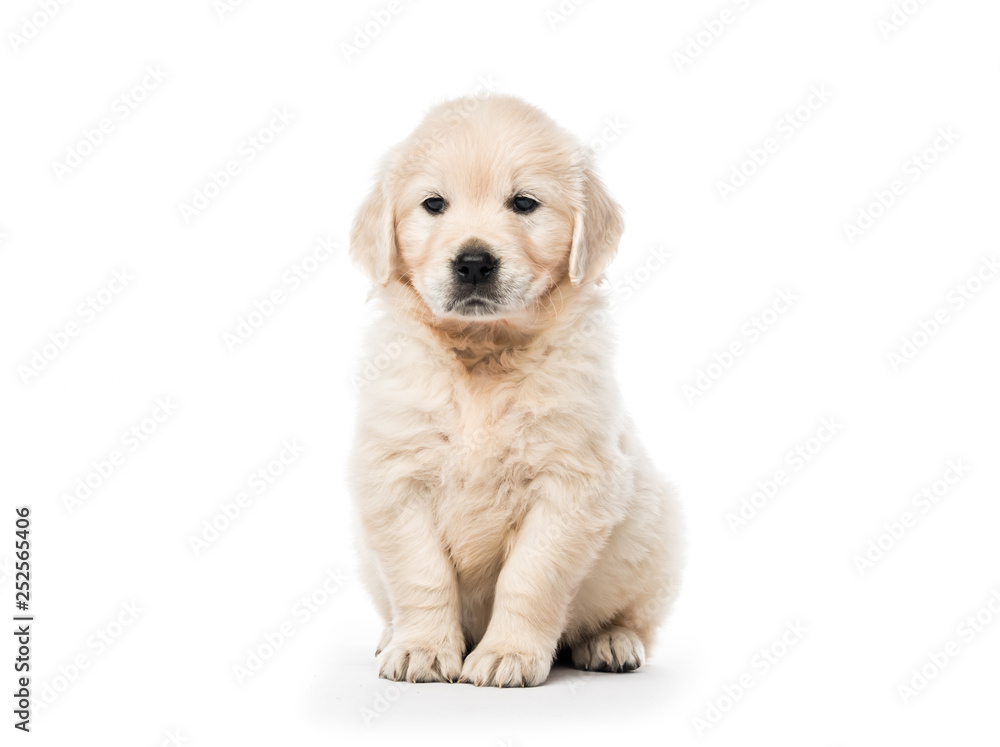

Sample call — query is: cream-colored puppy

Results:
[349,95,682,687]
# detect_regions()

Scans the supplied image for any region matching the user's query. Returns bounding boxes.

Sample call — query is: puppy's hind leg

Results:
[571,625,645,672]
[569,470,684,671]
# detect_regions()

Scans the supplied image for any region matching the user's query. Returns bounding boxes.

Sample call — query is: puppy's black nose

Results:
[454,252,496,284]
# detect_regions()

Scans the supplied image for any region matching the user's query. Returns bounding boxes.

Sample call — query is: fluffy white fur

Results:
[349,95,682,687]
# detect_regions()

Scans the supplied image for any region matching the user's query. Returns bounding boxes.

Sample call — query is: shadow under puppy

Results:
[349,94,683,687]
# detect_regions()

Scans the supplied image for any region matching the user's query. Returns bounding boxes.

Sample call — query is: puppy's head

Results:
[351,95,623,324]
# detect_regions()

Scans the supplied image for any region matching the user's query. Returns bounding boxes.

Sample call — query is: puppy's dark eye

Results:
[512,195,539,214]
[423,197,446,214]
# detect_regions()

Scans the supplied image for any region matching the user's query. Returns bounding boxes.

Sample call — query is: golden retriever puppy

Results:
[349,95,682,687]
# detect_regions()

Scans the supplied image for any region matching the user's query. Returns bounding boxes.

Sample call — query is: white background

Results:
[2,0,999,744]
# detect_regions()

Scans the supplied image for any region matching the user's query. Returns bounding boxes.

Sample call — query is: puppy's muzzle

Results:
[453,248,497,285]
[448,240,503,314]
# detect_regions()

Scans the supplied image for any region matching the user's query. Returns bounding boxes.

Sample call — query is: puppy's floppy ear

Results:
[350,175,396,285]
[569,156,625,286]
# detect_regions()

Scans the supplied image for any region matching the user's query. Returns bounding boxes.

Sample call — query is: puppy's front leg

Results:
[460,481,615,687]
[362,483,464,683]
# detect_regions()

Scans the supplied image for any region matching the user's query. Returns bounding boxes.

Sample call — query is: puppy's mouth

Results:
[448,295,500,316]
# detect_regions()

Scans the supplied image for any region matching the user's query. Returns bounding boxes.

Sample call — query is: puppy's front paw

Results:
[377,637,463,683]
[460,645,552,687]
[571,625,645,673]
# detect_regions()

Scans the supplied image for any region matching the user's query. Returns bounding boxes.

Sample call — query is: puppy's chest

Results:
[429,378,540,569]
[436,388,535,500]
